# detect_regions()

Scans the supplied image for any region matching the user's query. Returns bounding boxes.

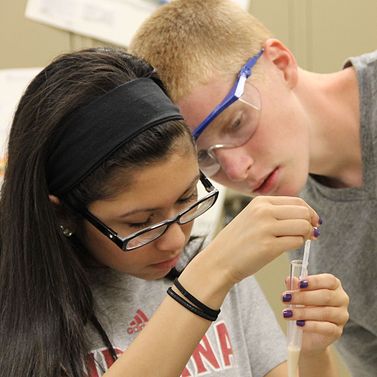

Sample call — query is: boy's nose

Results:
[215,147,254,182]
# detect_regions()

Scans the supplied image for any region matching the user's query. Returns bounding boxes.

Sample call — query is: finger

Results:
[282,306,349,326]
[301,321,343,340]
[270,235,307,255]
[295,274,342,292]
[254,236,307,262]
[283,288,348,307]
[284,276,301,290]
[284,276,305,290]
[284,273,346,294]
[261,196,320,226]
[272,219,315,239]
[273,205,312,221]
[263,196,312,206]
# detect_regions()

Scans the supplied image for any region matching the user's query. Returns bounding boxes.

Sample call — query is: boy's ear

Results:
[49,194,61,206]
[262,38,298,88]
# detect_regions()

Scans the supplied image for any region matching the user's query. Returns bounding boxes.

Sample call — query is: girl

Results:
[0,48,348,377]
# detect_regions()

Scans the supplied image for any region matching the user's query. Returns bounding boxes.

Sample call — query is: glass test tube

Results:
[287,259,304,377]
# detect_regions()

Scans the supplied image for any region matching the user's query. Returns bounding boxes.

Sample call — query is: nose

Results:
[155,222,187,252]
[215,146,254,182]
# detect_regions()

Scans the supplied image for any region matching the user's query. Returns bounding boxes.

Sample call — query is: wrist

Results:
[178,245,234,311]
[299,347,337,377]
[301,345,330,358]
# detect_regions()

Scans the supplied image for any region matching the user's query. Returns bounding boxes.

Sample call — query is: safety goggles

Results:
[193,49,264,177]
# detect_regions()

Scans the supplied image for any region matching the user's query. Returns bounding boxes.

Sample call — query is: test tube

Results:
[287,257,307,377]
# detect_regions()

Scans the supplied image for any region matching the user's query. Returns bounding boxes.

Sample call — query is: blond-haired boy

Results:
[130,1,377,376]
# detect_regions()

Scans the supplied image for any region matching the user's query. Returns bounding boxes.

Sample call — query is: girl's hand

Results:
[208,196,320,284]
[282,273,349,353]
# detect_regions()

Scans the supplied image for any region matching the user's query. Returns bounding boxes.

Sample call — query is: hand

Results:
[209,196,320,284]
[282,273,349,353]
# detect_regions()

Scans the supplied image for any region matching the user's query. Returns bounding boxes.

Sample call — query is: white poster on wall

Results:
[25,0,250,47]
[0,68,42,177]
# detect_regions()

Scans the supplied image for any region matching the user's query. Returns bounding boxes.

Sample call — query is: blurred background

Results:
[1,1,377,375]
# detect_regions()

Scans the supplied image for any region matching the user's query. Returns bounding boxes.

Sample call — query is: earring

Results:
[59,225,73,237]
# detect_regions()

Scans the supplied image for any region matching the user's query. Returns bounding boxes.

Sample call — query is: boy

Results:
[130,1,377,376]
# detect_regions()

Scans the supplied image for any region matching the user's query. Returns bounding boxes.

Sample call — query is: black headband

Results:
[47,78,183,195]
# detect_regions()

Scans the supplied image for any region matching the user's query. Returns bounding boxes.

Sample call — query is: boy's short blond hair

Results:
[129,0,272,102]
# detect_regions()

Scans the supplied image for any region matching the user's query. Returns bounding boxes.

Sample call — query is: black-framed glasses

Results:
[73,172,219,252]
[192,49,264,177]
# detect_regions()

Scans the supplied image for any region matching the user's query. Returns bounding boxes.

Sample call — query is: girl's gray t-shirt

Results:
[85,265,287,377]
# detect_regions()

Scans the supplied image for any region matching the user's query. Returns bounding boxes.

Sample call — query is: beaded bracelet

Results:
[167,287,218,321]
[173,279,221,319]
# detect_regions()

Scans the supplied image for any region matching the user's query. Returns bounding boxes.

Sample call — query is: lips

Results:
[252,167,279,194]
[252,175,269,192]
[151,255,180,270]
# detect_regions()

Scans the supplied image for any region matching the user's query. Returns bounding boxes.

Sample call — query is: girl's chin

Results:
[135,269,174,281]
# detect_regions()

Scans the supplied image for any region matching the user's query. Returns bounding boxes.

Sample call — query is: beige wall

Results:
[250,0,377,72]
[2,1,377,376]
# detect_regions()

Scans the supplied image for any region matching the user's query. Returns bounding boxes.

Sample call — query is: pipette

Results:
[300,239,311,277]
[287,239,311,377]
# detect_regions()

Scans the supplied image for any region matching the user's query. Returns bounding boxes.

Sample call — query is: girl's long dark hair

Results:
[0,48,193,377]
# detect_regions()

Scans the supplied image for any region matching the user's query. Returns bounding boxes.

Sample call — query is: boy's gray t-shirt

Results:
[296,50,377,377]
[85,267,287,377]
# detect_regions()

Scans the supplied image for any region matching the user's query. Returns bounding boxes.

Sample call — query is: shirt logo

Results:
[127,309,149,334]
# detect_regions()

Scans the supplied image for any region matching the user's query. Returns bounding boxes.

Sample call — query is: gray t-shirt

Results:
[295,50,377,377]
[84,265,287,377]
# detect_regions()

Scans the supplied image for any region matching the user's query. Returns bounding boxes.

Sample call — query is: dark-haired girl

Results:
[0,48,348,377]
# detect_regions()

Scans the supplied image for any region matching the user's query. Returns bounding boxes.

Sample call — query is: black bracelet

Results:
[174,279,221,318]
[167,287,218,321]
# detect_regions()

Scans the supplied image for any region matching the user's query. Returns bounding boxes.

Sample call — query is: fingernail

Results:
[296,320,305,327]
[299,280,309,289]
[283,309,293,318]
[318,217,323,225]
[313,227,320,238]
[282,293,292,302]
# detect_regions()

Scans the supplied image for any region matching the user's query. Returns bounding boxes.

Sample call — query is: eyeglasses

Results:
[192,49,264,177]
[73,173,219,252]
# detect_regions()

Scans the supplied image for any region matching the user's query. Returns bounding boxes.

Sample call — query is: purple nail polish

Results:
[299,280,309,289]
[296,320,305,327]
[282,293,292,302]
[283,309,293,318]
[319,217,323,225]
[313,227,320,238]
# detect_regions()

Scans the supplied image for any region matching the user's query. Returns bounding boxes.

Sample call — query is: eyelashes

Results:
[124,191,198,230]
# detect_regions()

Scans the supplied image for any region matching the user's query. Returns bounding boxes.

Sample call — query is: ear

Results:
[49,194,61,206]
[49,194,75,235]
[262,38,298,88]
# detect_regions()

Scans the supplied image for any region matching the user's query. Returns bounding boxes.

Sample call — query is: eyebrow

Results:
[212,105,241,129]
[118,174,200,218]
